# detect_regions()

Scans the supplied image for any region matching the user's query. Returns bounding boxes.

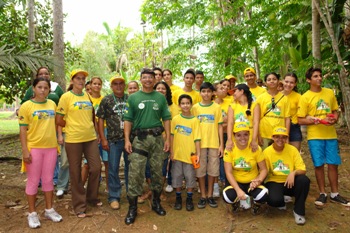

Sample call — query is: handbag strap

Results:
[264,95,284,116]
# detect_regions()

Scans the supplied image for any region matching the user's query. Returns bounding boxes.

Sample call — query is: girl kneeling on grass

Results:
[19,77,62,229]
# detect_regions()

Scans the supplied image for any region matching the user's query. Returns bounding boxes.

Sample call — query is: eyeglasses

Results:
[271,97,276,109]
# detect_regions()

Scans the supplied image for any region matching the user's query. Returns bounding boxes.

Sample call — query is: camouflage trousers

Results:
[128,134,167,197]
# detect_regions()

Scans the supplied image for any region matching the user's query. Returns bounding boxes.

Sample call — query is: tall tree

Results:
[312,0,321,67]
[52,0,65,89]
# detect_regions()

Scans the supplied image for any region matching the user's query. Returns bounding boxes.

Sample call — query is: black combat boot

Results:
[125,196,138,225]
[151,190,166,216]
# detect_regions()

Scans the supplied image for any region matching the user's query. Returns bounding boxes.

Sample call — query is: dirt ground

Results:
[0,129,350,233]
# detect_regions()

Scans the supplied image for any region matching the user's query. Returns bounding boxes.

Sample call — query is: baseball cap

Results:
[272,126,289,136]
[233,122,250,133]
[244,67,256,76]
[70,69,88,79]
[225,74,237,81]
[110,75,125,84]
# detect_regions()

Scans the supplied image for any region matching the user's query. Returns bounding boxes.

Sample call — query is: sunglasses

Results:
[271,97,276,109]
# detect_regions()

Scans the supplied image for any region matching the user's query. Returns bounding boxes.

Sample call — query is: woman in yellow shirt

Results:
[56,69,101,218]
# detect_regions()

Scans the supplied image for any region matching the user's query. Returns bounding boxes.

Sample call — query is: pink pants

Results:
[25,148,57,195]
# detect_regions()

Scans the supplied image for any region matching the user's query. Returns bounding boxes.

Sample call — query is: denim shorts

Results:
[289,123,302,142]
[308,139,341,167]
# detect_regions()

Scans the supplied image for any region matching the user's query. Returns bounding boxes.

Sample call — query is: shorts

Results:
[171,160,196,188]
[308,139,341,167]
[196,148,219,177]
[99,128,109,162]
[289,123,302,142]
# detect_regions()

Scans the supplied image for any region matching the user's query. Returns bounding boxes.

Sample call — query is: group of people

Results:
[18,65,349,229]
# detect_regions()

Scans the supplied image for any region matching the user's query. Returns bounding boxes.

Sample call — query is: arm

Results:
[224,161,246,200]
[226,106,234,151]
[19,126,31,164]
[250,104,260,152]
[57,126,64,145]
[170,134,174,161]
[124,120,133,154]
[163,120,171,152]
[285,169,306,189]
[55,114,66,127]
[298,116,318,125]
[195,140,201,164]
[284,117,291,143]
[98,118,109,151]
[218,123,224,157]
[250,159,268,190]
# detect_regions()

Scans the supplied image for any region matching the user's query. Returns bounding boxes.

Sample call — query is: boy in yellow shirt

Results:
[192,82,224,208]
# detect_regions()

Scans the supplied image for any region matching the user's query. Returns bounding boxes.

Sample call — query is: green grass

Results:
[0,119,19,135]
[0,112,14,119]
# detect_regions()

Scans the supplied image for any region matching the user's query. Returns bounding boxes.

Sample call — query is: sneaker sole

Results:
[330,199,350,207]
[208,204,218,208]
[197,205,206,209]
[314,201,325,206]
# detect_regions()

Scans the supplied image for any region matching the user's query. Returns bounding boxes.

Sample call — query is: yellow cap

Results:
[272,126,289,136]
[110,75,125,84]
[233,122,250,133]
[70,69,88,79]
[225,74,237,81]
[243,67,256,76]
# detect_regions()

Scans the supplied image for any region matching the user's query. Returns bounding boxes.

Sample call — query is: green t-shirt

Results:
[21,81,64,105]
[123,90,171,130]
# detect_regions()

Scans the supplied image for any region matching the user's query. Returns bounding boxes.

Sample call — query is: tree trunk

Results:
[312,0,321,67]
[312,0,350,131]
[53,0,65,90]
[28,0,35,81]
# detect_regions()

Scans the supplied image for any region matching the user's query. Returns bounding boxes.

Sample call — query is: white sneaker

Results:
[213,186,220,198]
[28,212,41,229]
[293,211,306,225]
[284,195,293,203]
[45,208,63,222]
[56,190,64,197]
[165,185,174,193]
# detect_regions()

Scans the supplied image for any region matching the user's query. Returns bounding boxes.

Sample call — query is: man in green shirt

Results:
[123,68,171,225]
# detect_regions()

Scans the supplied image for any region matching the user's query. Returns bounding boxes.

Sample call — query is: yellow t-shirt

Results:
[249,86,266,101]
[285,91,301,124]
[18,99,57,150]
[56,91,97,143]
[257,92,290,139]
[169,104,180,119]
[90,95,106,127]
[170,84,181,94]
[297,88,338,140]
[171,114,201,164]
[264,144,306,183]
[192,102,223,148]
[172,89,201,106]
[223,95,234,104]
[223,146,264,183]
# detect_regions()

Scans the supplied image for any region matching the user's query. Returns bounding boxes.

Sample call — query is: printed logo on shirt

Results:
[153,103,159,110]
[138,103,145,109]
[73,101,92,110]
[221,109,227,118]
[175,125,192,136]
[32,110,55,120]
[267,103,281,116]
[272,159,290,175]
[234,157,251,171]
[316,99,331,112]
[197,114,214,123]
[235,112,249,123]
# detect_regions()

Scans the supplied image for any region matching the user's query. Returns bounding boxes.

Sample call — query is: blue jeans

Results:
[108,140,129,203]
[57,133,69,191]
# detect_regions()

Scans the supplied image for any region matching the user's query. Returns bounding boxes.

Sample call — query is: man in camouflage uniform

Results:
[96,76,129,210]
[123,68,171,225]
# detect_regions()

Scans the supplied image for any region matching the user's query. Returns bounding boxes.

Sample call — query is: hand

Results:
[237,189,246,200]
[249,179,261,190]
[196,155,200,164]
[218,146,224,158]
[163,140,170,152]
[57,135,64,145]
[225,140,234,152]
[23,152,32,164]
[250,140,258,152]
[170,152,174,161]
[284,172,295,189]
[125,140,132,154]
[101,138,109,151]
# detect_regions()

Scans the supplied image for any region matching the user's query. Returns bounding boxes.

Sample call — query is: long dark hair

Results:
[235,84,253,116]
[154,81,173,105]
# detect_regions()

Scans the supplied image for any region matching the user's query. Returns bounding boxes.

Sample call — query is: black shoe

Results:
[174,196,182,210]
[232,201,240,213]
[125,196,138,225]
[251,203,262,215]
[315,193,327,206]
[186,198,194,211]
[330,194,350,207]
[152,191,166,216]
[197,198,207,209]
[207,197,218,208]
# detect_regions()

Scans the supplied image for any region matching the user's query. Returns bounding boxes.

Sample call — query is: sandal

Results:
[96,201,103,207]
[77,212,86,218]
